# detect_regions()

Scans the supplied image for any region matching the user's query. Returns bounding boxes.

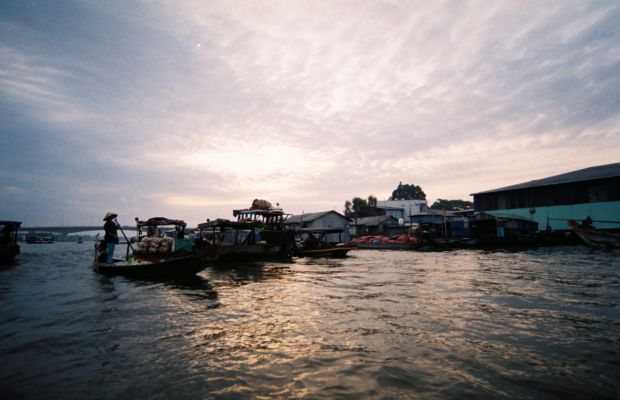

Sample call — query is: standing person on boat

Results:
[103,212,119,263]
[1,223,13,244]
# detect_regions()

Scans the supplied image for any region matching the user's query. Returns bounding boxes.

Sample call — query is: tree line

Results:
[343,182,472,218]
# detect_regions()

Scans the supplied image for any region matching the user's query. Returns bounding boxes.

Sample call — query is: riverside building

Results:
[471,162,620,231]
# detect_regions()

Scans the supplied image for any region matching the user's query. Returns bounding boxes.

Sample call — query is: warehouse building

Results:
[471,162,620,231]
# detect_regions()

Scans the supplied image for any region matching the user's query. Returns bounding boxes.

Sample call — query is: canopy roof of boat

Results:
[135,217,186,227]
[0,221,22,227]
[233,208,286,217]
[197,218,255,230]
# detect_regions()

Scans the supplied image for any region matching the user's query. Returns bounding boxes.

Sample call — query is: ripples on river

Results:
[1,243,619,399]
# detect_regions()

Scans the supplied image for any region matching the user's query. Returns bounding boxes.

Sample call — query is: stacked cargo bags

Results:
[351,235,418,245]
[135,236,174,254]
[251,199,272,209]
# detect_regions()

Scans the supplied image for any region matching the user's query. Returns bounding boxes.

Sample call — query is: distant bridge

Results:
[19,225,137,235]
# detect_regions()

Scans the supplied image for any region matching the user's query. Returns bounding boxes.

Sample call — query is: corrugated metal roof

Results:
[285,210,348,224]
[351,215,399,226]
[472,162,620,195]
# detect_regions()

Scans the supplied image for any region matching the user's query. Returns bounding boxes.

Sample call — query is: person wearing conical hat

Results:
[103,212,119,263]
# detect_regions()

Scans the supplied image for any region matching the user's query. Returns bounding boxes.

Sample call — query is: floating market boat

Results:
[1,220,21,264]
[93,252,208,277]
[568,219,620,250]
[195,200,297,262]
[295,228,356,258]
[93,217,210,277]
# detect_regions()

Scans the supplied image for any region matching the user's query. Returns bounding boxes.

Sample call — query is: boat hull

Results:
[300,246,355,258]
[93,255,207,277]
[568,220,620,249]
[0,244,20,264]
[196,243,293,262]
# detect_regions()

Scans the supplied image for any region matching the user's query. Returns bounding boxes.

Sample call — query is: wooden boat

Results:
[93,248,207,277]
[93,217,209,277]
[1,221,21,264]
[296,228,355,258]
[195,204,297,262]
[568,219,620,249]
[26,236,55,244]
[133,217,201,261]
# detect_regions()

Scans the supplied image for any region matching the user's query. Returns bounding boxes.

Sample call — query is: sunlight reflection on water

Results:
[0,243,619,399]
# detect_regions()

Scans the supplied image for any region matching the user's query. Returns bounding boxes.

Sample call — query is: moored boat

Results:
[296,228,356,258]
[26,236,55,244]
[1,221,21,264]
[195,200,297,262]
[568,219,620,250]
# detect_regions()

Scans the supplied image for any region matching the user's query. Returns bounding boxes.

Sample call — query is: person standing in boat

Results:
[103,212,119,263]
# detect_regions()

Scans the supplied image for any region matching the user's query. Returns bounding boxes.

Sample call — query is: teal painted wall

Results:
[486,200,620,231]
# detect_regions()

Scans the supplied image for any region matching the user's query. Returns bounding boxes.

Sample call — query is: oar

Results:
[114,219,135,253]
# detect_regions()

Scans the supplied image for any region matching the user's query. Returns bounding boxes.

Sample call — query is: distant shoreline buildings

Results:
[12,162,620,244]
[471,162,620,231]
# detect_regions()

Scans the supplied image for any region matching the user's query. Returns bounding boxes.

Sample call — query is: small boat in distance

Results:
[1,221,22,264]
[568,219,620,250]
[26,236,55,244]
[295,228,356,258]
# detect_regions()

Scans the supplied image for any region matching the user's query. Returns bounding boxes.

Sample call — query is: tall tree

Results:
[367,194,377,208]
[344,194,385,218]
[389,182,426,200]
[430,199,473,211]
[344,200,353,217]
[351,197,368,216]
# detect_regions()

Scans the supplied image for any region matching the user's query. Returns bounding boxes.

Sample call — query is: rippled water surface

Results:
[1,243,619,399]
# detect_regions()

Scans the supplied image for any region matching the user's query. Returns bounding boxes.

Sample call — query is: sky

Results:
[1,0,619,227]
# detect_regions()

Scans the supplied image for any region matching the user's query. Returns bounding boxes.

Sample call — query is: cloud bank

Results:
[1,0,619,226]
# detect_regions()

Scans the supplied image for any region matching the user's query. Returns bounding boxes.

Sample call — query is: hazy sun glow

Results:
[1,1,619,225]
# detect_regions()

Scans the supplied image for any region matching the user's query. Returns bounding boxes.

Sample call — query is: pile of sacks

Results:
[135,236,174,253]
[251,199,272,210]
[351,234,418,245]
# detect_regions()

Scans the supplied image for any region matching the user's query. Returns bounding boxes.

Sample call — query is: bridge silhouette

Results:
[20,225,138,235]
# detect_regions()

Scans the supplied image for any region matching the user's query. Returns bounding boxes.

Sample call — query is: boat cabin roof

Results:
[0,221,22,228]
[233,208,286,217]
[233,208,291,225]
[135,217,186,228]
[197,218,255,230]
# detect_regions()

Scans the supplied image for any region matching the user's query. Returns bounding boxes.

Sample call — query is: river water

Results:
[1,243,619,399]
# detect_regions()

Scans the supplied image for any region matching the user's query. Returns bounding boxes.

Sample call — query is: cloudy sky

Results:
[1,1,619,226]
